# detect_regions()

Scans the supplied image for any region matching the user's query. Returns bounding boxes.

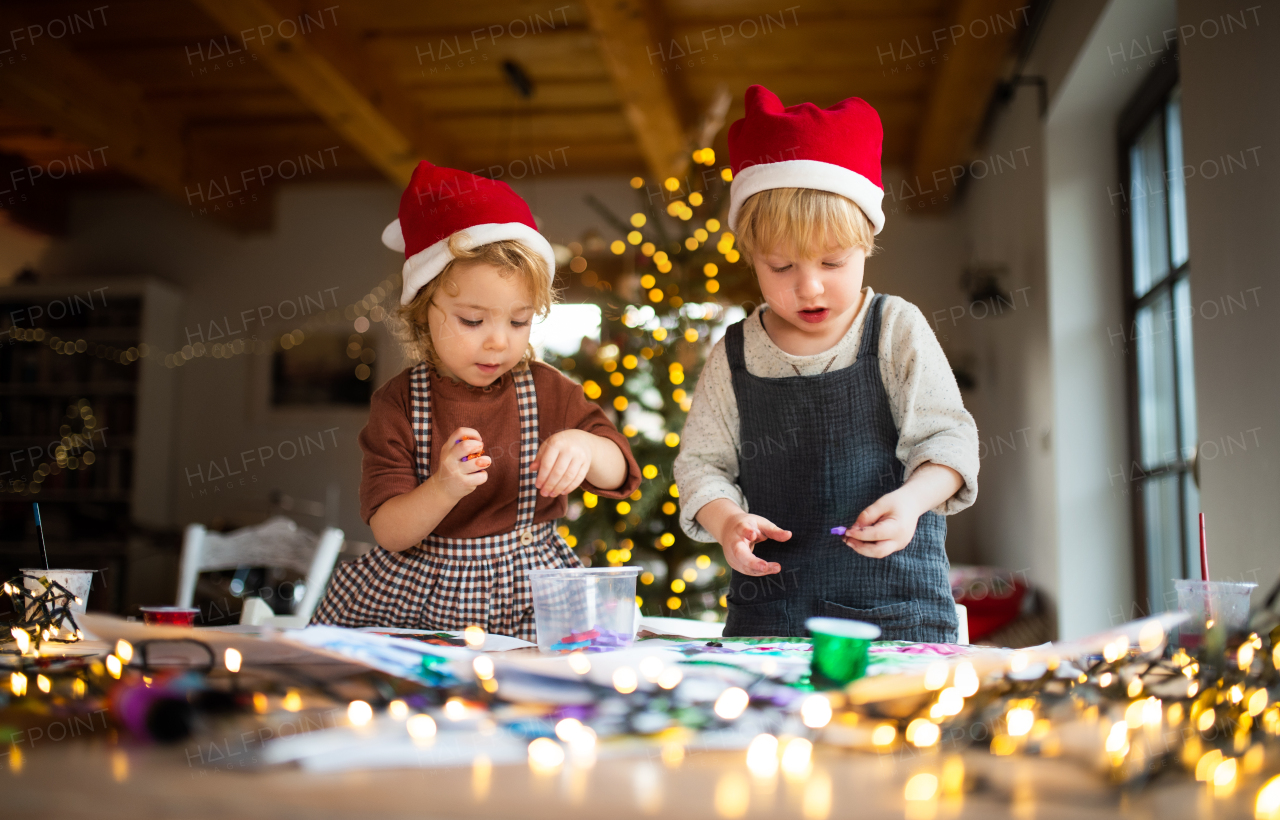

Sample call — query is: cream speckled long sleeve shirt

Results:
[674,287,979,543]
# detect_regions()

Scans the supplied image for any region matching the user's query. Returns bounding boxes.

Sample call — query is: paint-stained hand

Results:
[717,513,788,576]
[431,427,491,500]
[532,429,593,498]
[841,489,920,559]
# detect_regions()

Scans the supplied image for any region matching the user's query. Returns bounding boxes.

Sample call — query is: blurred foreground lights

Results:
[11,627,30,653]
[1007,708,1034,737]
[528,737,565,772]
[801,694,833,728]
[932,687,964,719]
[1239,643,1256,671]
[407,714,437,742]
[105,654,123,679]
[473,656,495,680]
[282,690,303,712]
[388,699,409,720]
[464,625,486,649]
[567,652,591,675]
[1099,672,1113,688]
[1127,677,1143,697]
[1213,756,1237,795]
[1196,749,1223,781]
[953,662,979,697]
[224,648,242,673]
[555,718,586,743]
[1258,775,1280,820]
[715,687,750,720]
[36,674,51,694]
[613,666,639,694]
[10,671,27,696]
[347,700,373,726]
[906,719,939,748]
[1010,652,1029,673]
[1138,621,1165,653]
[924,662,948,690]
[639,656,664,682]
[905,772,938,802]
[115,640,133,664]
[1198,709,1217,733]
[657,667,683,690]
[1105,723,1129,754]
[1248,689,1268,716]
[444,698,468,721]
[746,733,778,778]
[1103,636,1130,663]
[780,737,813,778]
[872,723,897,747]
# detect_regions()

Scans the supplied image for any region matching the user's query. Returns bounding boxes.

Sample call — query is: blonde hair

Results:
[393,235,556,369]
[734,187,877,265]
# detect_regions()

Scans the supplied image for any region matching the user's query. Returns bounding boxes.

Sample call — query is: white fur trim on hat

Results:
[397,221,557,306]
[727,159,885,235]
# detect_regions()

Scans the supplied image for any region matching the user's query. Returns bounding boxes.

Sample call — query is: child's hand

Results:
[532,429,593,497]
[431,427,491,500]
[717,513,789,576]
[840,489,922,559]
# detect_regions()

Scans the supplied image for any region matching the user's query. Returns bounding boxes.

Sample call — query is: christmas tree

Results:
[548,150,760,622]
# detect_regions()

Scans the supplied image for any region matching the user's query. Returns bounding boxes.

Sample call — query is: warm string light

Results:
[3,399,101,496]
[0,276,404,376]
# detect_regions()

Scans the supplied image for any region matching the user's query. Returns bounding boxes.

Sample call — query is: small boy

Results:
[674,86,979,642]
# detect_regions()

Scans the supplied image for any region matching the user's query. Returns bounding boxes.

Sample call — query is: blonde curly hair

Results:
[392,234,557,369]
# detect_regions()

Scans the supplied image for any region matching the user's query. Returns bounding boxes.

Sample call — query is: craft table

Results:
[6,732,1258,819]
[3,614,1277,819]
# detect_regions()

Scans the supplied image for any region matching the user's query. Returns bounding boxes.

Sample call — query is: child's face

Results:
[753,244,867,333]
[427,261,535,387]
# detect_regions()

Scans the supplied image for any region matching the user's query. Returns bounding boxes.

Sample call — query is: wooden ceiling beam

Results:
[910,0,1029,201]
[190,0,445,186]
[0,9,186,200]
[580,0,687,182]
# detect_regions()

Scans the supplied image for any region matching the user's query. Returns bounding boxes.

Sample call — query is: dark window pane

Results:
[1130,116,1170,296]
[1136,290,1179,467]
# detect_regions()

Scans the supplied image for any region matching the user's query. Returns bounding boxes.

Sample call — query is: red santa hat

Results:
[382,161,557,305]
[727,85,885,235]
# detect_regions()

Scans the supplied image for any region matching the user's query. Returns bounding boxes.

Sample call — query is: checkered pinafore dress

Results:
[310,362,582,641]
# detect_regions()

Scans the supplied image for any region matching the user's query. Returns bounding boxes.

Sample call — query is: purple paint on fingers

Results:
[830,526,847,536]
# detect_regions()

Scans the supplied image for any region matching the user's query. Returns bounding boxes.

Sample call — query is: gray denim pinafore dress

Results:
[723,294,958,642]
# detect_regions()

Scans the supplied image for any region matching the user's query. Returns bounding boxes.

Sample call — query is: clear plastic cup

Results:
[21,568,94,615]
[1173,579,1255,640]
[528,567,641,653]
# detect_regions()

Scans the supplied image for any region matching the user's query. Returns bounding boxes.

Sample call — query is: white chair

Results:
[177,516,344,629]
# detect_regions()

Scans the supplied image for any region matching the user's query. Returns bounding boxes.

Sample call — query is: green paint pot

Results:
[806,617,880,689]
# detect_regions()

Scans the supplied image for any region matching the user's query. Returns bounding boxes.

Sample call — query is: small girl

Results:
[312,162,641,640]
[674,86,980,642]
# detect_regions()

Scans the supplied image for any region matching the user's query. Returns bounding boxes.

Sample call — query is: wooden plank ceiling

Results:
[0,0,1030,232]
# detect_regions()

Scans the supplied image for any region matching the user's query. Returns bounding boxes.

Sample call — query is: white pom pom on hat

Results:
[383,161,557,305]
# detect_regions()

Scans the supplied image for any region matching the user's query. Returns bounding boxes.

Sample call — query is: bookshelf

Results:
[0,280,181,612]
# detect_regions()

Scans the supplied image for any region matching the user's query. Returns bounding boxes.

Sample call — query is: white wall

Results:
[1178,0,1280,603]
[957,87,1057,620]
[1043,0,1178,637]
